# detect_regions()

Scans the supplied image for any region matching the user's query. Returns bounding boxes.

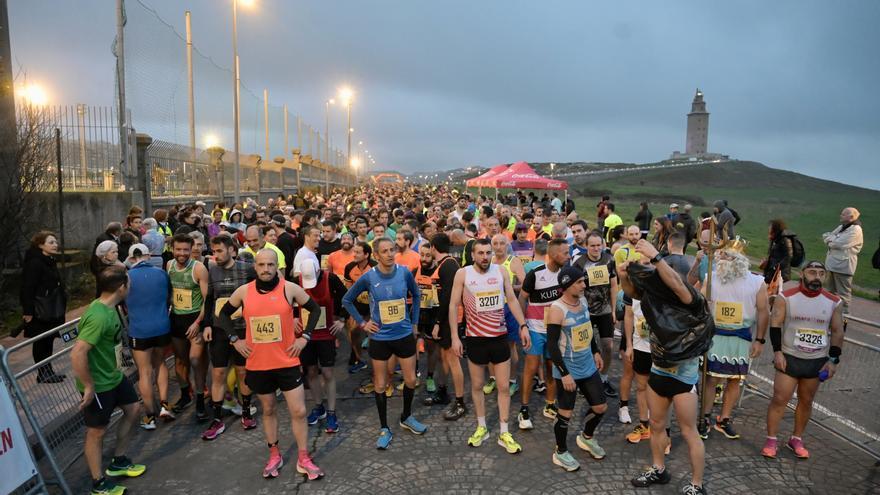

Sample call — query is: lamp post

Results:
[338,87,353,180]
[550,162,555,178]
[230,0,254,203]
[324,98,334,196]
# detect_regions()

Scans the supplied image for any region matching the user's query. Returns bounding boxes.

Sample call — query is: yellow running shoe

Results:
[626,423,651,444]
[497,432,522,454]
[105,456,146,478]
[468,425,490,447]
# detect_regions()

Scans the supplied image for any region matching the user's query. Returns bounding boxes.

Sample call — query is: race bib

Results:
[475,290,503,313]
[636,316,649,339]
[795,328,827,353]
[321,255,330,271]
[571,322,593,352]
[419,285,438,309]
[714,301,744,326]
[356,291,371,305]
[214,297,242,320]
[172,288,193,311]
[250,315,283,344]
[379,298,406,325]
[518,255,533,265]
[586,265,610,287]
[301,306,327,330]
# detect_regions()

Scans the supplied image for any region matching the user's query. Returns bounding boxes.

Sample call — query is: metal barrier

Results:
[744,314,880,460]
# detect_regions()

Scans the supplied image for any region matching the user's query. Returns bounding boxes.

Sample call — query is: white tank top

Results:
[708,272,764,331]
[780,287,840,359]
[463,264,507,338]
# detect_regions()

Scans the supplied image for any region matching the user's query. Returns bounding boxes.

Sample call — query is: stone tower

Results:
[685,88,709,155]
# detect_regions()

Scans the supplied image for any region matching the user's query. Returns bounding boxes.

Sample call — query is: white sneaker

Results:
[518,411,534,430]
[618,406,632,424]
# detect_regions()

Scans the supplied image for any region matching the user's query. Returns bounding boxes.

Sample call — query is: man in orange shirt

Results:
[327,232,355,280]
[395,230,421,271]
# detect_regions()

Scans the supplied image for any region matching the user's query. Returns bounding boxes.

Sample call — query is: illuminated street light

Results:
[204,134,219,149]
[21,83,48,105]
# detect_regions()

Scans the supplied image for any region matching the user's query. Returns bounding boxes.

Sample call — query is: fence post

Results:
[136,133,153,215]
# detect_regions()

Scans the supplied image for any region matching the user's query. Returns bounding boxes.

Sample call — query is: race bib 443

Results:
[250,315,283,343]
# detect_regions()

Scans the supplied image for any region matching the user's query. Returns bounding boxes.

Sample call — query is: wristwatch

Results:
[520,324,529,331]
[228,335,239,344]
[829,356,840,364]
[650,253,663,264]
[755,338,766,344]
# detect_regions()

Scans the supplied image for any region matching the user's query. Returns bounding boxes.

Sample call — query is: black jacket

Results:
[672,213,697,244]
[765,231,794,283]
[635,209,653,232]
[20,247,66,323]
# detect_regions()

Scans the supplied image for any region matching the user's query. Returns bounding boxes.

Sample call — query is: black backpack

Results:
[789,234,806,268]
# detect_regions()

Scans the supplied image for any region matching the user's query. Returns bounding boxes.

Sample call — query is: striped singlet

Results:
[462,264,506,338]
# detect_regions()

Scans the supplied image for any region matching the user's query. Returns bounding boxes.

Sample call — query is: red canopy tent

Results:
[466,164,509,189]
[487,161,568,189]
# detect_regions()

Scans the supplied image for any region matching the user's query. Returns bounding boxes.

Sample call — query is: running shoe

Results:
[482,377,497,394]
[518,407,534,430]
[171,393,192,414]
[443,401,466,421]
[348,361,368,373]
[325,413,339,433]
[139,415,156,431]
[533,378,547,394]
[396,379,420,391]
[424,390,450,406]
[105,457,146,478]
[761,437,778,459]
[425,377,437,393]
[231,403,257,417]
[385,384,394,397]
[630,466,671,487]
[714,417,740,439]
[90,478,125,495]
[159,402,176,422]
[468,426,490,447]
[296,454,324,481]
[576,434,606,459]
[222,395,237,411]
[626,423,650,444]
[683,483,707,495]
[202,419,226,441]
[241,416,257,430]
[497,432,523,454]
[618,406,632,424]
[602,380,618,398]
[358,382,375,394]
[262,446,283,478]
[786,437,810,459]
[307,405,327,425]
[552,450,580,472]
[376,428,393,450]
[542,402,558,419]
[400,416,428,435]
[509,381,519,396]
[698,416,710,440]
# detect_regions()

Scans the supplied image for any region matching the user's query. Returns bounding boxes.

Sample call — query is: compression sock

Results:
[212,401,223,420]
[241,394,253,419]
[554,413,571,453]
[583,409,605,437]
[401,385,415,420]
[375,391,389,429]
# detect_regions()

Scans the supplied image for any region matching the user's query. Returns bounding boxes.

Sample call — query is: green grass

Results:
[564,160,878,293]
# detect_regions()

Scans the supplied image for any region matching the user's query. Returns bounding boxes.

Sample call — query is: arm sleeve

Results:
[342,274,369,326]
[435,259,458,328]
[301,297,321,338]
[406,270,421,324]
[546,323,569,376]
[202,275,215,327]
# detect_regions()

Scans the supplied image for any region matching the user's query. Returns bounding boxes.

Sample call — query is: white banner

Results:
[0,373,39,493]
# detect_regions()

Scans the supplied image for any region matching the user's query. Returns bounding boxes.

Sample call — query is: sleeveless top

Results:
[462,264,506,338]
[708,271,764,341]
[550,297,597,380]
[243,281,299,370]
[780,286,840,359]
[169,259,203,315]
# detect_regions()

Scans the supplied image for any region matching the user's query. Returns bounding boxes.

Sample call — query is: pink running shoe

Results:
[296,454,324,481]
[241,416,257,430]
[263,446,283,478]
[761,437,778,459]
[786,437,810,459]
[201,419,226,441]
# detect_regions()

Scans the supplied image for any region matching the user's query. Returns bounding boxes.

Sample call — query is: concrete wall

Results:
[30,191,143,250]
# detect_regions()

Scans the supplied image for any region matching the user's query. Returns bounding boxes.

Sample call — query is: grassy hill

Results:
[566,160,879,294]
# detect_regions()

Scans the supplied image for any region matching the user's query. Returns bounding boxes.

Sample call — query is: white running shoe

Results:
[618,406,632,424]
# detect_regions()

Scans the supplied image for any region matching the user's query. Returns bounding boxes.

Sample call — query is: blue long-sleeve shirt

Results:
[342,264,420,341]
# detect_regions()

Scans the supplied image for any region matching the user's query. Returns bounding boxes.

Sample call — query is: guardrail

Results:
[745,314,880,460]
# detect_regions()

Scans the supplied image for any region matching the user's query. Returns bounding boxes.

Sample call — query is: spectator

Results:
[207,209,224,239]
[117,231,138,266]
[672,204,698,248]
[551,192,563,213]
[762,219,794,283]
[713,200,736,241]
[124,214,143,241]
[651,216,674,256]
[18,231,68,383]
[823,207,863,313]
[602,202,623,243]
[634,202,653,239]
[666,203,679,220]
[140,218,166,268]
[596,195,610,228]
[92,240,125,297]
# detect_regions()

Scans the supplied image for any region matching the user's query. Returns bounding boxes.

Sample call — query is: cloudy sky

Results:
[9,1,880,189]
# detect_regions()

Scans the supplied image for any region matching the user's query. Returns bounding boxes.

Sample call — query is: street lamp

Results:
[550,162,556,177]
[230,0,254,203]
[21,83,48,106]
[338,87,354,179]
[324,98,334,196]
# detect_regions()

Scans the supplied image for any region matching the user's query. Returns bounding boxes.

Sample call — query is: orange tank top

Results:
[243,280,299,371]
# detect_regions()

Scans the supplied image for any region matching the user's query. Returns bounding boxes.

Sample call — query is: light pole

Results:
[230,0,254,203]
[324,98,334,196]
[338,87,353,180]
[550,162,555,178]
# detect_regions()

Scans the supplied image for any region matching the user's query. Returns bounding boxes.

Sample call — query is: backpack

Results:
[789,235,806,268]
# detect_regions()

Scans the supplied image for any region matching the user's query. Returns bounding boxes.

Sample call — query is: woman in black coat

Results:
[19,231,68,383]
[763,219,794,283]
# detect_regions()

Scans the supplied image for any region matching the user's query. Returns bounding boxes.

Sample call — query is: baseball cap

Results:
[128,243,150,260]
[194,200,206,207]
[557,265,584,291]
[669,203,679,209]
[297,260,320,289]
[271,214,286,226]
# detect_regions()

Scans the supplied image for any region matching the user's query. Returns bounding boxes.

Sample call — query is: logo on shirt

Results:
[487,278,499,285]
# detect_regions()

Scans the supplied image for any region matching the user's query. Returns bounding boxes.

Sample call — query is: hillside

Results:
[567,161,879,293]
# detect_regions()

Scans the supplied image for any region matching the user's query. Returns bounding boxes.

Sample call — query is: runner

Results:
[125,245,174,430]
[614,225,643,266]
[342,237,428,449]
[327,232,355,280]
[698,243,769,440]
[217,249,324,480]
[511,223,534,265]
[569,220,589,266]
[517,238,569,429]
[71,265,147,495]
[414,241,447,405]
[317,220,341,272]
[200,234,258,440]
[395,229,421,271]
[573,232,619,399]
[166,233,210,421]
[343,241,377,373]
[431,233,469,420]
[762,261,844,460]
[546,266,608,471]
[449,238,529,453]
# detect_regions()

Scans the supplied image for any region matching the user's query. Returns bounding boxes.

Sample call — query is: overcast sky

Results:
[9,1,880,189]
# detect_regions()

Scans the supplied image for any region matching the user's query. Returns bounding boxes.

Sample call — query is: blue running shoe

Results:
[325,413,339,433]
[376,428,393,449]
[307,405,327,425]
[399,415,428,435]
[348,361,368,374]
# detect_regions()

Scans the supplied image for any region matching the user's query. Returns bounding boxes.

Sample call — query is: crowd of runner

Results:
[47,184,858,495]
